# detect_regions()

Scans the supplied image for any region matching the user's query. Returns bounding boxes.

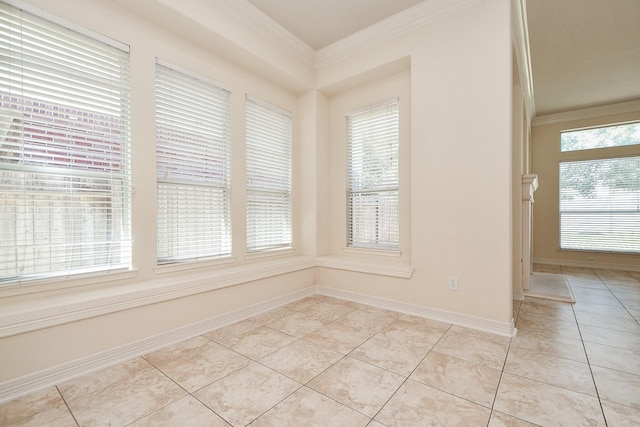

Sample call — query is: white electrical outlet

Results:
[448,276,459,291]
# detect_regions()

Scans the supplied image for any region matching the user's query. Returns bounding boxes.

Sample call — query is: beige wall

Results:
[531,107,640,269]
[0,0,515,386]
[317,0,514,322]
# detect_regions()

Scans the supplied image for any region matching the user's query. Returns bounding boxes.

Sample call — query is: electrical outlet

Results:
[587,257,596,262]
[448,276,459,291]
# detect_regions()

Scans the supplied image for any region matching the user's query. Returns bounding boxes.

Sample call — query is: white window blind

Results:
[155,63,232,263]
[347,100,399,250]
[560,156,640,253]
[245,96,292,253]
[0,3,131,283]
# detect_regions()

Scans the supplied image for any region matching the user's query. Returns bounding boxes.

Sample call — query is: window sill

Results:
[0,256,315,338]
[245,247,295,261]
[316,255,414,278]
[343,247,402,257]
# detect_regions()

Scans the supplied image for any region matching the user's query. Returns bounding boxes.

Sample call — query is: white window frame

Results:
[155,61,232,265]
[0,2,132,285]
[245,96,292,254]
[559,122,640,254]
[346,99,400,251]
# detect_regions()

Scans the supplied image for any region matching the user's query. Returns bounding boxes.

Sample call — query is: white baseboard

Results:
[315,286,515,338]
[0,287,315,404]
[513,290,525,301]
[533,257,640,272]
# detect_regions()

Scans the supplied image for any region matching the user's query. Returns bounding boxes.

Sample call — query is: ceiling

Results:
[244,0,640,116]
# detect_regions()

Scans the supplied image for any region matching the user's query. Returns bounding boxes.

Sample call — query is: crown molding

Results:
[315,0,484,69]
[212,0,316,67]
[532,99,640,127]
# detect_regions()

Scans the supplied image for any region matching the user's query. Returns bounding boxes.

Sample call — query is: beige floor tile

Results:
[250,386,370,426]
[574,310,640,334]
[397,313,451,332]
[515,312,581,340]
[568,279,609,290]
[250,307,296,324]
[584,341,640,375]
[494,373,605,426]
[377,318,448,346]
[283,296,322,312]
[591,366,640,410]
[504,346,596,396]
[573,301,634,319]
[7,404,77,427]
[572,291,622,306]
[336,306,401,330]
[411,351,501,407]
[303,322,377,354]
[0,387,64,425]
[194,362,300,426]
[144,336,251,392]
[488,410,539,426]
[307,357,405,417]
[518,300,576,322]
[259,339,343,383]
[350,332,432,376]
[222,326,296,360]
[601,400,640,426]
[301,300,358,322]
[266,311,326,338]
[129,395,230,426]
[432,325,510,370]
[595,269,636,281]
[65,364,187,426]
[510,329,587,363]
[58,357,153,402]
[204,319,260,343]
[375,379,491,426]
[579,324,640,352]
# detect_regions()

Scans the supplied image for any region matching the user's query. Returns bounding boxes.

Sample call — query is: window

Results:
[559,122,640,254]
[155,63,232,264]
[245,96,292,253]
[346,100,399,250]
[0,4,131,283]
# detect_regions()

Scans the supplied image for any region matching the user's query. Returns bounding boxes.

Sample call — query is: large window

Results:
[559,122,640,253]
[0,4,131,283]
[155,63,232,264]
[346,100,399,250]
[245,96,292,253]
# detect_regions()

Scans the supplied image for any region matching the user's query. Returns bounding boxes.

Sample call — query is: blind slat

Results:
[0,4,131,284]
[155,63,232,264]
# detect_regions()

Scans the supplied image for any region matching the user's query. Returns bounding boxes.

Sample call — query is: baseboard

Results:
[315,286,515,338]
[513,290,525,301]
[533,257,640,272]
[0,287,315,404]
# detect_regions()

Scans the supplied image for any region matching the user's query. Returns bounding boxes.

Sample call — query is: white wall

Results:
[0,0,515,389]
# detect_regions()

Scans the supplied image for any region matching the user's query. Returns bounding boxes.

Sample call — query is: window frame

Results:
[345,98,400,252]
[0,2,132,285]
[558,121,640,255]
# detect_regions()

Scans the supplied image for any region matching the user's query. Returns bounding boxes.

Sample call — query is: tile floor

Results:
[2,266,640,426]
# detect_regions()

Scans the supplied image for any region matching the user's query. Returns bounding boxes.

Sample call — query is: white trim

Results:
[532,99,640,127]
[0,256,315,338]
[511,0,535,120]
[153,257,236,275]
[244,247,295,261]
[316,256,414,279]
[315,0,484,68]
[211,0,315,67]
[533,257,640,272]
[0,286,315,404]
[343,247,401,258]
[316,286,515,337]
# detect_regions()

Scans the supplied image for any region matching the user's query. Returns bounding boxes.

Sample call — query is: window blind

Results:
[0,3,131,283]
[347,100,399,250]
[155,63,232,263]
[245,96,292,253]
[560,156,640,253]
